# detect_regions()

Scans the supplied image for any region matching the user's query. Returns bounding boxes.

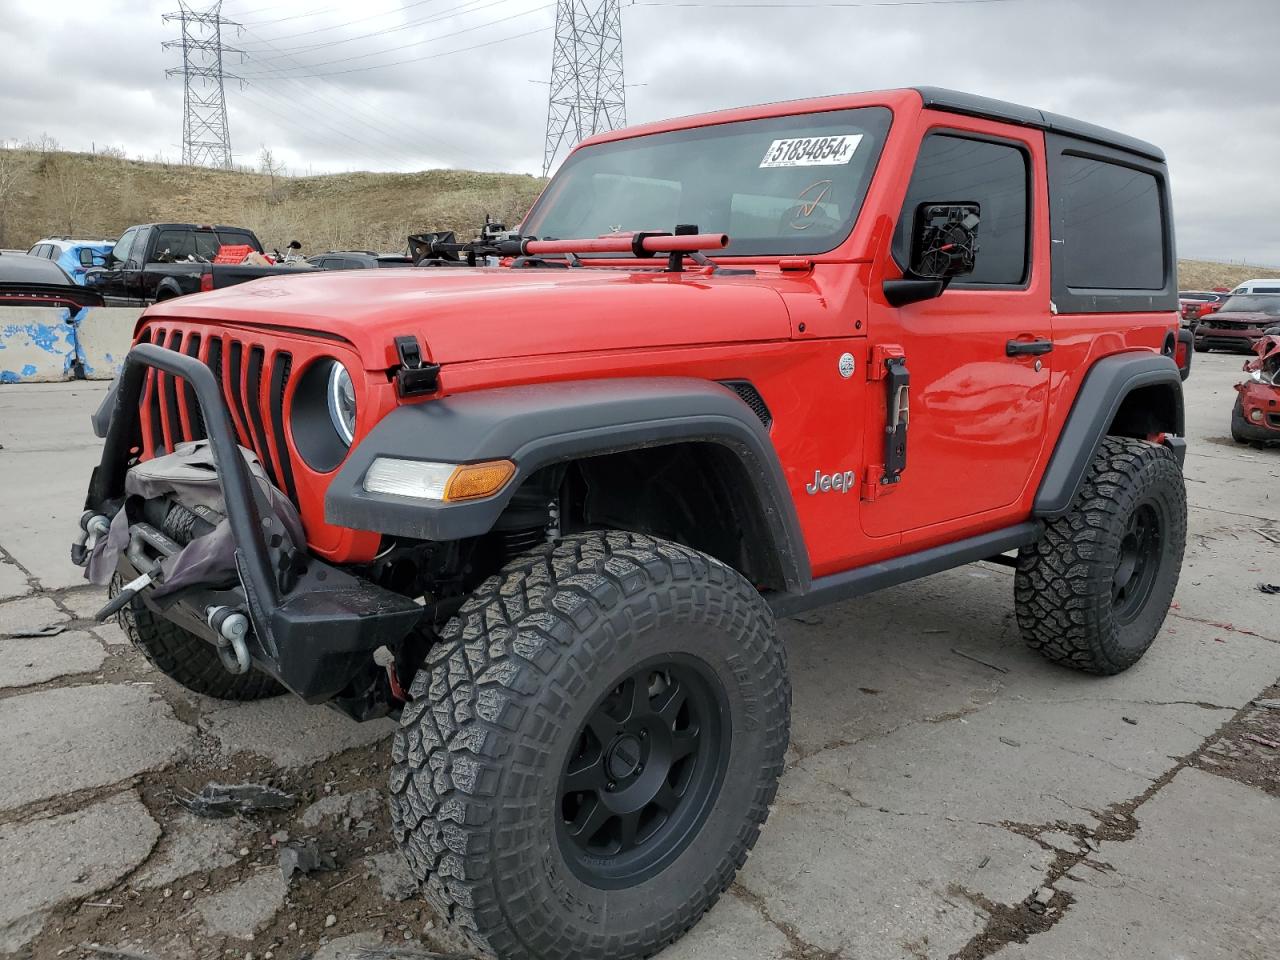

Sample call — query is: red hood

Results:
[144,267,793,370]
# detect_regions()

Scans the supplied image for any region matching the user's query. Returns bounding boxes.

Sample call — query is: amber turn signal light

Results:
[443,460,517,502]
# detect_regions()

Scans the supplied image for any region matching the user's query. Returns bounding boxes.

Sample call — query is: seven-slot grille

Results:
[137,325,299,506]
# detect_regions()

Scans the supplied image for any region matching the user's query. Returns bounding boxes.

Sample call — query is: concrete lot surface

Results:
[1,350,1278,959]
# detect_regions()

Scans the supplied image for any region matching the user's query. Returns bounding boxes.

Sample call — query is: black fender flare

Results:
[153,278,185,301]
[1033,352,1184,519]
[326,377,811,593]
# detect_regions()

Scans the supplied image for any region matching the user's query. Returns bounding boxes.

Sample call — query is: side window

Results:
[895,134,1029,286]
[111,229,138,266]
[1058,154,1164,290]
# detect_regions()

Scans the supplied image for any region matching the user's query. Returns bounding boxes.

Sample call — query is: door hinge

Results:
[863,345,910,499]
[393,335,440,398]
[867,343,905,380]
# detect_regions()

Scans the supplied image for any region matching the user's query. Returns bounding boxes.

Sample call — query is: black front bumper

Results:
[84,343,423,706]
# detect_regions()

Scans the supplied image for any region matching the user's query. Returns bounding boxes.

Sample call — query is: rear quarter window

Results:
[1059,155,1164,289]
[1045,134,1174,313]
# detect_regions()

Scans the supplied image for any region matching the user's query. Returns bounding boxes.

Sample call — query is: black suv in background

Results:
[305,250,413,270]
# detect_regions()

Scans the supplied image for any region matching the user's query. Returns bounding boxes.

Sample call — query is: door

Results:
[861,123,1052,541]
[98,227,140,306]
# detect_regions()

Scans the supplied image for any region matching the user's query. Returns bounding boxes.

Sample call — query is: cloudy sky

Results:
[1,0,1277,263]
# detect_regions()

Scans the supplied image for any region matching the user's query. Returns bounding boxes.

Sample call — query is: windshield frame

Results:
[523,106,894,259]
[1221,294,1280,316]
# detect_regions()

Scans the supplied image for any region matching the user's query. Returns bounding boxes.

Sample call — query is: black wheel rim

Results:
[557,654,728,889]
[1112,501,1163,625]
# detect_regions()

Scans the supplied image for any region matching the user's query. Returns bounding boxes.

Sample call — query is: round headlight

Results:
[327,362,356,445]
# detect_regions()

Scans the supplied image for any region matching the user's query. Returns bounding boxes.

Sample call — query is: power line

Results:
[542,0,626,177]
[237,4,552,76]
[163,1,240,168]
[239,0,517,59]
[233,23,553,79]
[235,24,498,168]
[235,0,448,44]
[631,0,1014,6]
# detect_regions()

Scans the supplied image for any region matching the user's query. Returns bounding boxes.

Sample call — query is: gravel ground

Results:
[0,349,1277,960]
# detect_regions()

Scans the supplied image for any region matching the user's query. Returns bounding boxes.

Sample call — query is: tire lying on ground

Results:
[111,571,284,700]
[1014,436,1187,675]
[390,531,791,960]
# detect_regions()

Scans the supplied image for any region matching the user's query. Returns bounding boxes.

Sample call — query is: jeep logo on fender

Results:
[806,469,856,495]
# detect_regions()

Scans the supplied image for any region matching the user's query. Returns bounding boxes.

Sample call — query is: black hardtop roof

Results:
[913,87,1165,162]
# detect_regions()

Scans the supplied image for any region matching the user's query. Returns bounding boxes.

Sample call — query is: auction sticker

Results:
[759,134,862,168]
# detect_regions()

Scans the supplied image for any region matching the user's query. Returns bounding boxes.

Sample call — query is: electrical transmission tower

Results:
[163,1,241,168]
[542,0,626,177]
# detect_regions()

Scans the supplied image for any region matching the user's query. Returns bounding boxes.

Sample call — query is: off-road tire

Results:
[110,572,283,700]
[1231,397,1250,444]
[389,531,789,960]
[1014,437,1186,675]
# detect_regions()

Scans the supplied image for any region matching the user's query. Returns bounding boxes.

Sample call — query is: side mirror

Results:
[884,202,981,307]
[79,249,95,267]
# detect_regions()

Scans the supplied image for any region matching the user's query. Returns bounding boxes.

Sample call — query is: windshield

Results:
[1222,294,1280,316]
[524,107,893,257]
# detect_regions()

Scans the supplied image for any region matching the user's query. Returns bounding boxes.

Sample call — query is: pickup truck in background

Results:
[85,223,306,305]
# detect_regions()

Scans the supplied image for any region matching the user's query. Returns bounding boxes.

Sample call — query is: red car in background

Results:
[1232,333,1280,444]
[1179,289,1230,325]
[1193,293,1280,352]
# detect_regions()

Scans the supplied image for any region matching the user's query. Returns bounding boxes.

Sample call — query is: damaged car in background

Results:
[1232,328,1280,445]
[1194,293,1280,352]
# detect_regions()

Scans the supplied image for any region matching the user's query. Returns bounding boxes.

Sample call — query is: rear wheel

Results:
[111,572,283,700]
[389,532,789,960]
[1014,437,1186,675]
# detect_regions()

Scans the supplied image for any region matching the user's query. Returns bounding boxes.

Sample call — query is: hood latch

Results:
[393,335,440,398]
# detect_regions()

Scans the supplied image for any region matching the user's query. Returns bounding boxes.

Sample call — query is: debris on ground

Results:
[1122,716,1139,725]
[1243,733,1280,750]
[280,837,338,883]
[1257,582,1280,595]
[1254,699,1280,711]
[179,783,297,818]
[951,648,1009,673]
[9,624,66,637]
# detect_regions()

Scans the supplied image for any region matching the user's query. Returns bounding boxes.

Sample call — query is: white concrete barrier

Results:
[0,305,144,383]
[0,307,77,383]
[75,307,144,380]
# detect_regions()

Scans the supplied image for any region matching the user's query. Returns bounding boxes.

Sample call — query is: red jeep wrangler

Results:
[77,88,1191,960]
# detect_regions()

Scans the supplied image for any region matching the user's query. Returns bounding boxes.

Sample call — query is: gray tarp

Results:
[86,440,305,602]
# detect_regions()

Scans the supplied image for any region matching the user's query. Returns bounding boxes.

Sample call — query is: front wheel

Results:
[1014,437,1186,675]
[389,532,790,960]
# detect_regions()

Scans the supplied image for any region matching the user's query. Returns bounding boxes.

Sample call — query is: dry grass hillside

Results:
[0,147,546,255]
[1,149,1276,286]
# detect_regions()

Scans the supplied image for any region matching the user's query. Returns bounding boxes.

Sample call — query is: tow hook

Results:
[71,511,112,567]
[207,605,252,675]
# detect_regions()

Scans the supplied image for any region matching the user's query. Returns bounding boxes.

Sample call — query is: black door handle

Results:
[1006,338,1054,357]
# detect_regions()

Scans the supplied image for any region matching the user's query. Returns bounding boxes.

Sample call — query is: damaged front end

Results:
[74,344,423,719]
[1233,335,1280,443]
